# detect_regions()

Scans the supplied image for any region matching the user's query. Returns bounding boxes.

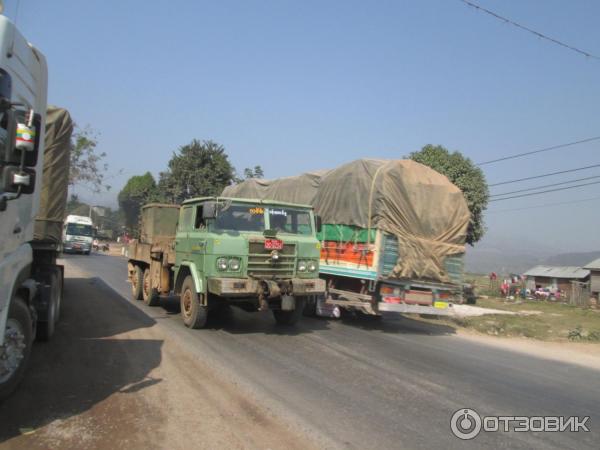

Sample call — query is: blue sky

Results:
[9,0,600,252]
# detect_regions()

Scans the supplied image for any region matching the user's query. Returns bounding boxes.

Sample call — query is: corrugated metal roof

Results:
[584,258,600,270]
[523,266,590,279]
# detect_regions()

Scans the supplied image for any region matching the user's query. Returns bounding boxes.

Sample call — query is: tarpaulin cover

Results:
[222,171,327,205]
[222,159,470,282]
[34,106,73,242]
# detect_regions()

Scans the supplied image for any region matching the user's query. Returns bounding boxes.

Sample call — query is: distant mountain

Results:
[464,238,600,275]
[542,251,600,267]
[464,231,560,275]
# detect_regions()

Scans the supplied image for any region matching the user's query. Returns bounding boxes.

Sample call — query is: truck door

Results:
[189,204,206,273]
[176,206,193,262]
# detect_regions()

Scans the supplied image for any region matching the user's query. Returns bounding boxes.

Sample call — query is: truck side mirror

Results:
[1,165,35,194]
[315,215,323,233]
[202,201,217,219]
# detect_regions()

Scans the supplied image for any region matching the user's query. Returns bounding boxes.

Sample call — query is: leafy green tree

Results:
[158,139,235,202]
[69,126,111,193]
[118,172,159,229]
[409,144,489,245]
[243,165,264,179]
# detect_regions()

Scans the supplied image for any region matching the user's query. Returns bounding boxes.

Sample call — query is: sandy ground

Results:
[0,263,316,450]
[455,328,600,371]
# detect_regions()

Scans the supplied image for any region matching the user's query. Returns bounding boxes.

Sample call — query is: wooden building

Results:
[523,266,590,292]
[584,258,600,298]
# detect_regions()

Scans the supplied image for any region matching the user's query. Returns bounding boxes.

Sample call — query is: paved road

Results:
[3,253,599,449]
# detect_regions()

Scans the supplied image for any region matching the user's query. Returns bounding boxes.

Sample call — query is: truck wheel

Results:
[180,276,207,329]
[303,295,318,317]
[131,265,144,301]
[0,296,33,401]
[37,271,61,341]
[273,297,305,326]
[142,268,161,307]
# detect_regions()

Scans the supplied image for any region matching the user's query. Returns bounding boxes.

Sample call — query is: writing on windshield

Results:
[66,223,93,237]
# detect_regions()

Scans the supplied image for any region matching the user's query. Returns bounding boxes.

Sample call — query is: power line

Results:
[477,136,600,166]
[459,0,600,60]
[490,174,600,198]
[486,195,600,214]
[489,163,600,187]
[489,179,600,202]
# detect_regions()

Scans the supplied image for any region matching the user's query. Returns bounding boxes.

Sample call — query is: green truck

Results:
[127,198,326,328]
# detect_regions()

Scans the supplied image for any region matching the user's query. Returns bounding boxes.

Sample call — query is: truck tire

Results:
[131,265,143,301]
[273,297,305,326]
[37,271,62,341]
[142,268,161,307]
[180,276,207,329]
[0,296,33,401]
[303,295,318,317]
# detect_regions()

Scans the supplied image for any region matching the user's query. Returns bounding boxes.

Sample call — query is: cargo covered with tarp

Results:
[34,106,73,243]
[222,159,470,283]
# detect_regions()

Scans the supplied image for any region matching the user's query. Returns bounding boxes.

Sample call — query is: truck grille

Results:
[248,241,296,278]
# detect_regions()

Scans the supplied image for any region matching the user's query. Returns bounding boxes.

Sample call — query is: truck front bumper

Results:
[207,277,326,297]
[63,242,91,253]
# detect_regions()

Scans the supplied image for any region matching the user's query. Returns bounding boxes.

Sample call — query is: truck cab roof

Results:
[181,196,314,210]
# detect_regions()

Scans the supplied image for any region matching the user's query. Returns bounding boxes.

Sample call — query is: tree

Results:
[70,126,111,193]
[243,165,264,179]
[409,144,489,245]
[118,172,159,229]
[158,140,235,203]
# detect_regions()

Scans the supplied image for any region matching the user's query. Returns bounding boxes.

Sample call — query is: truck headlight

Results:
[217,257,228,271]
[307,261,318,272]
[228,258,241,271]
[297,260,307,272]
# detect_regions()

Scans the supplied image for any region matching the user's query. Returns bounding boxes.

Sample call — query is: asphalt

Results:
[3,252,599,449]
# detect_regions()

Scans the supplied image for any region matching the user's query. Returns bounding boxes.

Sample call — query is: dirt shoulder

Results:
[0,263,317,450]
[416,296,600,371]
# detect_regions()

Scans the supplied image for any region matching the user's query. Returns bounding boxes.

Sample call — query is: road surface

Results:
[1,253,599,449]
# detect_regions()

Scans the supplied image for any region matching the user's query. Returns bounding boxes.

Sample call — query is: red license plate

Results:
[264,239,283,250]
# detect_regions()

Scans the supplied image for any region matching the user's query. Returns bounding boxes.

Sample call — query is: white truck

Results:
[0,9,73,400]
[62,214,94,255]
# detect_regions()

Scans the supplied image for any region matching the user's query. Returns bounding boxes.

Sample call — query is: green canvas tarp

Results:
[221,159,470,283]
[34,106,73,243]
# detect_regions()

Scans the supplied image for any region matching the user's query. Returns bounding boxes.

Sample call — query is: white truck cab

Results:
[62,215,94,255]
[0,7,63,400]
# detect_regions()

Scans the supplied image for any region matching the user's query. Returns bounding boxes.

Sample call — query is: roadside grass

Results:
[419,296,600,342]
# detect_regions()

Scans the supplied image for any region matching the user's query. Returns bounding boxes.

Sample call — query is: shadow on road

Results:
[0,277,163,443]
[338,311,457,336]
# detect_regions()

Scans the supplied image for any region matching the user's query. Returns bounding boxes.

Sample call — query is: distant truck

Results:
[127,199,326,328]
[62,214,93,254]
[223,159,471,318]
[0,12,74,400]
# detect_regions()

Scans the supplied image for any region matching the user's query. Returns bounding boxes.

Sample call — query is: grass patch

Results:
[420,296,600,342]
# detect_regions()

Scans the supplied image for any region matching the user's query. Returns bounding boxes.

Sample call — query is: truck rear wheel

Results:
[180,276,207,329]
[37,270,62,341]
[273,297,305,326]
[142,268,161,307]
[131,265,143,301]
[0,296,33,401]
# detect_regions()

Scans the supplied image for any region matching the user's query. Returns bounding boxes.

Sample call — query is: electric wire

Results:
[459,0,600,60]
[489,179,600,202]
[486,195,600,214]
[489,163,600,187]
[477,136,600,166]
[490,174,600,198]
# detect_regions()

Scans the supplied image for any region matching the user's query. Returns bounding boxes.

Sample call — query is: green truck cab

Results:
[127,197,325,329]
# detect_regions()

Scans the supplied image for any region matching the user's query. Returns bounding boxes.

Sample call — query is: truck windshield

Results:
[214,205,265,232]
[66,223,93,237]
[267,207,312,235]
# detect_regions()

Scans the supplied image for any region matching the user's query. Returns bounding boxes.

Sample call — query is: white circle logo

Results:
[451,408,482,440]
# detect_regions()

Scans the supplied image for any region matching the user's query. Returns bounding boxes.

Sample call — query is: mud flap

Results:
[281,295,295,311]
